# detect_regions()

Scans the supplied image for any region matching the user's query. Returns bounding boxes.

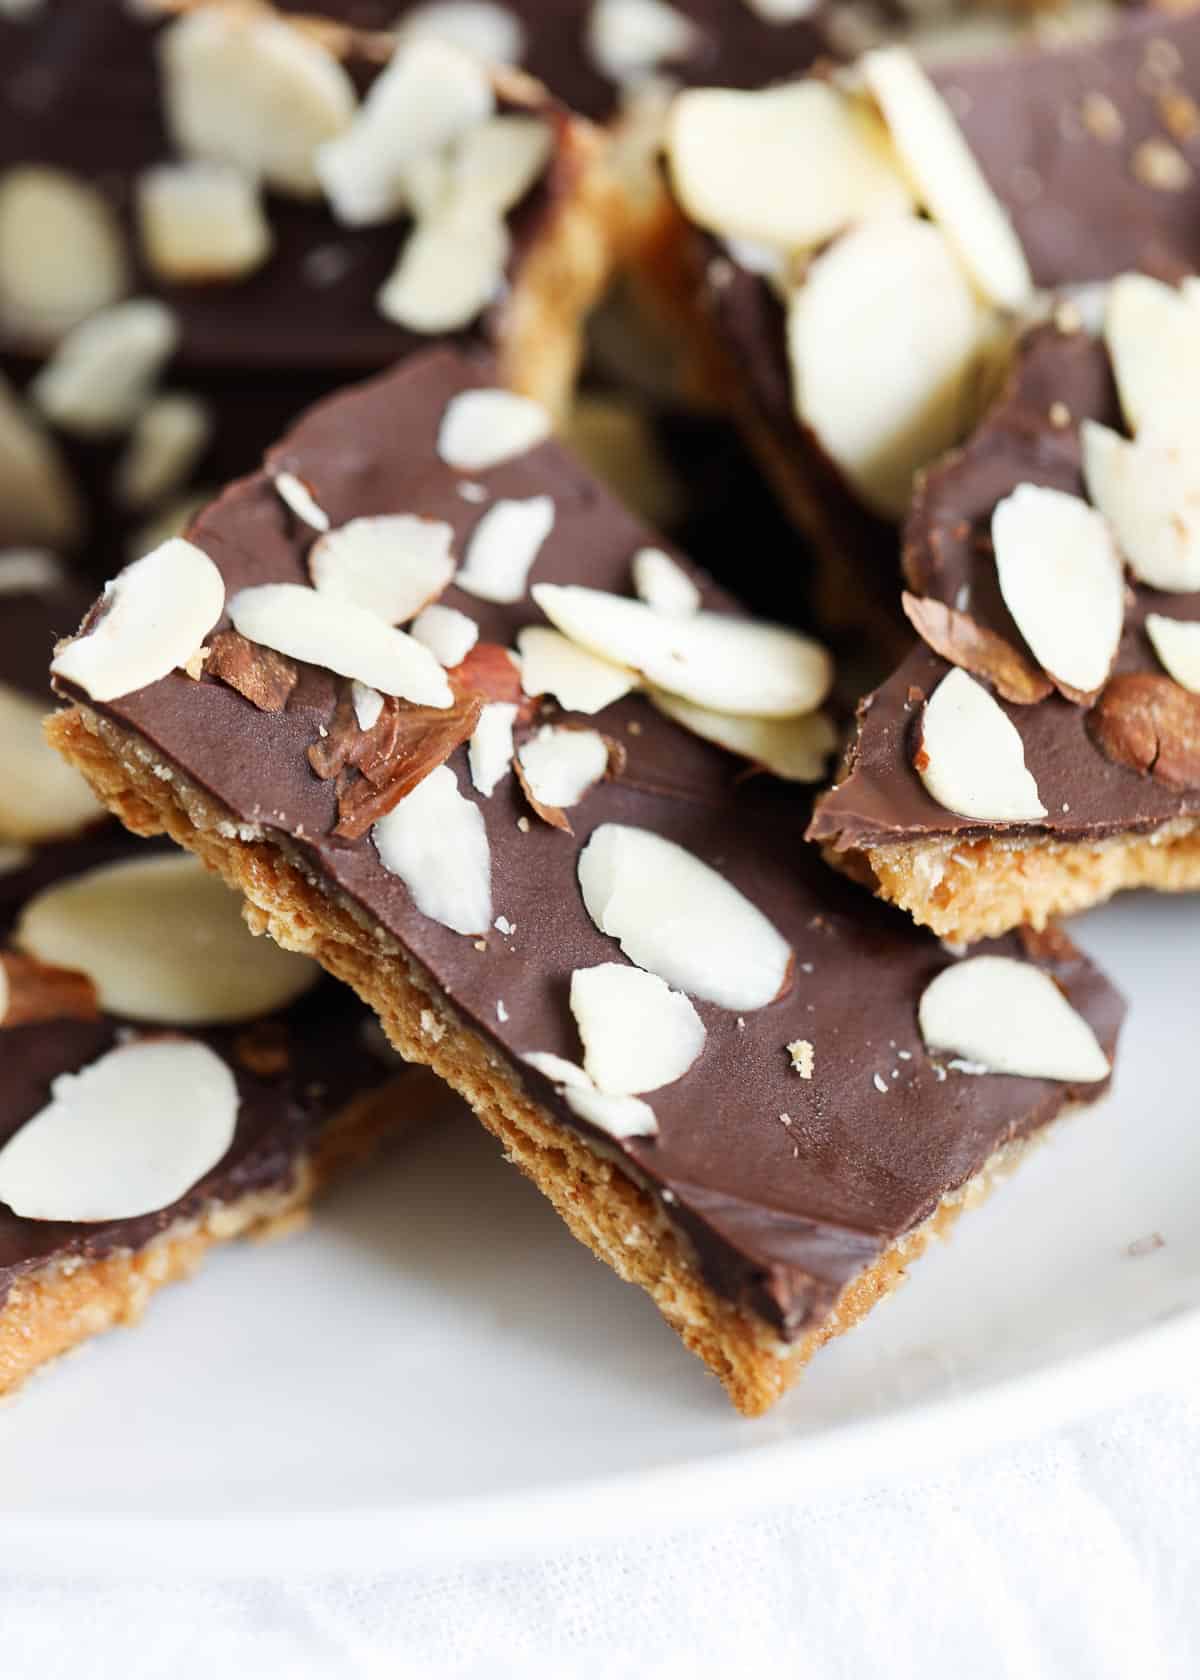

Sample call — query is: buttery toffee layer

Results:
[55,348,1125,1340]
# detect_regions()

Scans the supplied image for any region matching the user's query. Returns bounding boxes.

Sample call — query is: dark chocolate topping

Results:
[60,348,1125,1337]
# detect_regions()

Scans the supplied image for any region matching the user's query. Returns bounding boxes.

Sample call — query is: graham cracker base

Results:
[54,705,1067,1416]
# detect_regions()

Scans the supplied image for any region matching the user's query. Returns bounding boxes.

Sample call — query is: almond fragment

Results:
[0,378,82,548]
[206,629,298,712]
[915,667,1046,822]
[114,393,212,512]
[447,115,552,215]
[1104,274,1200,437]
[309,514,455,624]
[469,700,519,795]
[919,955,1109,1081]
[136,162,272,284]
[523,1051,593,1089]
[570,963,705,1095]
[632,546,701,616]
[273,471,330,532]
[587,0,701,85]
[1145,614,1200,694]
[437,387,552,471]
[458,495,555,602]
[901,593,1052,704]
[515,725,611,828]
[516,625,636,714]
[0,683,101,843]
[0,950,99,1029]
[450,639,526,705]
[352,681,385,730]
[399,1,527,65]
[0,1038,239,1222]
[563,1082,659,1140]
[372,764,492,934]
[52,538,225,703]
[30,300,179,438]
[1082,421,1200,593]
[1087,673,1200,790]
[377,206,509,333]
[647,689,837,781]
[0,166,129,340]
[411,603,479,667]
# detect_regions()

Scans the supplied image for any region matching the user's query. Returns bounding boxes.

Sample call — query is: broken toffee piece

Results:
[51,348,1124,1415]
[810,283,1200,940]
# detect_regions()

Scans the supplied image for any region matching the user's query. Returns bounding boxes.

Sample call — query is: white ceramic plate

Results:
[1,890,1197,1578]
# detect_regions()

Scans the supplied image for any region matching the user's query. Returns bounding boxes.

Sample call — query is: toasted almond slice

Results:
[377,207,509,333]
[516,725,610,811]
[516,625,636,714]
[411,603,479,667]
[437,387,552,471]
[587,0,700,83]
[1104,274,1200,438]
[787,213,985,519]
[351,679,385,730]
[309,514,455,624]
[30,299,179,438]
[0,166,129,340]
[570,962,705,1095]
[741,0,820,16]
[666,80,911,249]
[533,584,831,718]
[448,115,553,215]
[468,699,519,794]
[229,583,453,707]
[0,681,101,843]
[114,393,212,512]
[1145,614,1200,694]
[160,6,356,199]
[1082,421,1200,593]
[0,378,83,548]
[0,1038,239,1222]
[632,547,701,616]
[136,162,272,284]
[919,954,1109,1081]
[458,495,555,603]
[0,548,63,595]
[578,823,792,1010]
[373,763,492,934]
[316,36,493,227]
[860,48,1032,310]
[916,667,1046,822]
[17,853,317,1025]
[523,1050,593,1089]
[901,592,1052,705]
[647,689,837,781]
[52,538,224,703]
[273,470,330,532]
[0,951,98,1030]
[992,483,1124,699]
[563,1083,659,1139]
[399,1,526,64]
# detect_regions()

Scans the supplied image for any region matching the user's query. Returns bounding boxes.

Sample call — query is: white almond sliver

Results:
[523,1051,593,1090]
[411,603,479,667]
[373,763,492,934]
[1145,614,1200,693]
[114,393,212,512]
[1082,421,1200,593]
[1104,275,1200,438]
[648,689,837,781]
[0,1039,239,1223]
[309,514,456,624]
[30,299,179,438]
[0,378,82,548]
[632,547,701,616]
[273,471,329,532]
[917,668,1046,822]
[992,483,1124,695]
[437,387,552,472]
[578,823,792,1010]
[448,115,553,215]
[352,680,385,730]
[570,963,705,1095]
[587,0,700,84]
[377,208,509,333]
[52,538,225,703]
[532,583,831,718]
[562,1083,659,1140]
[515,625,636,714]
[919,955,1109,1082]
[469,700,519,795]
[666,80,911,250]
[458,495,555,603]
[517,725,609,809]
[136,162,272,284]
[787,213,984,519]
[229,583,453,706]
[160,7,357,199]
[0,166,129,339]
[741,0,819,17]
[0,682,100,844]
[0,548,63,595]
[399,0,527,64]
[860,47,1032,311]
[17,853,317,1025]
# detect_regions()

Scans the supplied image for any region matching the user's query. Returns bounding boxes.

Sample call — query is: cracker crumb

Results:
[1160,88,1200,142]
[627,719,642,735]
[787,1039,815,1079]
[473,939,487,952]
[419,1009,444,1043]
[1132,137,1192,191]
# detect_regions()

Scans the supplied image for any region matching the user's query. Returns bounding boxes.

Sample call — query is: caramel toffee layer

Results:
[809,320,1200,854]
[59,349,1124,1339]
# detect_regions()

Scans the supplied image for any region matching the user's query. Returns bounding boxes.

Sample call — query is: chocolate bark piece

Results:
[52,347,1124,1415]
[809,306,1200,940]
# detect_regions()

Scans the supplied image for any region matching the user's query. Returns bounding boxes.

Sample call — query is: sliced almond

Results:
[52,538,224,703]
[448,115,553,215]
[860,48,1032,310]
[136,162,272,284]
[1088,672,1200,789]
[1082,421,1200,593]
[437,387,552,472]
[647,689,837,781]
[315,36,493,227]
[458,496,555,603]
[206,629,298,713]
[631,547,701,617]
[230,583,452,707]
[398,1,527,64]
[377,207,509,333]
[17,853,317,1025]
[0,951,98,1030]
[562,1082,659,1140]
[516,725,610,814]
[0,1038,239,1222]
[1146,614,1200,694]
[992,483,1124,699]
[30,299,179,438]
[587,0,701,84]
[915,667,1046,822]
[919,954,1109,1081]
[523,1051,593,1089]
[114,393,212,512]
[578,823,792,1010]
[0,166,128,340]
[1104,274,1200,438]
[372,763,492,934]
[0,548,63,596]
[901,592,1052,705]
[786,213,984,519]
[741,0,820,17]
[352,680,385,730]
[570,963,705,1095]
[666,80,911,249]
[0,378,82,548]
[160,6,356,200]
[309,514,455,624]
[468,699,519,794]
[532,584,831,718]
[273,471,330,533]
[411,603,479,667]
[0,682,100,843]
[516,625,636,714]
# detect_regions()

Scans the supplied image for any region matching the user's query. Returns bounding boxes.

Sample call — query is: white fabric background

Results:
[5,1363,1199,1680]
